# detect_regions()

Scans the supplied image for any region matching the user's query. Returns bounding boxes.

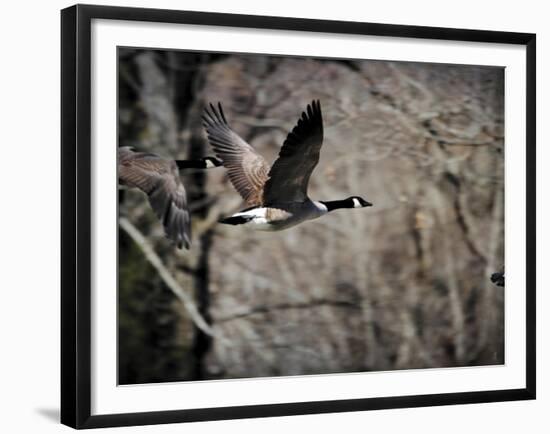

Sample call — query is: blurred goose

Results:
[202,100,372,231]
[118,146,222,249]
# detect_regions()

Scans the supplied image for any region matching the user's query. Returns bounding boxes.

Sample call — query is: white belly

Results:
[232,202,328,231]
[232,208,278,231]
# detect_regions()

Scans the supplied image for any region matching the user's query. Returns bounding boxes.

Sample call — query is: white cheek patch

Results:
[205,159,215,169]
[352,198,361,208]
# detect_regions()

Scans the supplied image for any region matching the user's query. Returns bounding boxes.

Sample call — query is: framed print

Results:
[60,4,536,429]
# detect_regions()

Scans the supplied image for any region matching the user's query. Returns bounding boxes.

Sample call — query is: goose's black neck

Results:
[319,199,354,212]
[176,157,222,170]
[175,159,208,170]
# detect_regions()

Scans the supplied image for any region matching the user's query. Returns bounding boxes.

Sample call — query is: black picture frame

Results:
[61,4,536,429]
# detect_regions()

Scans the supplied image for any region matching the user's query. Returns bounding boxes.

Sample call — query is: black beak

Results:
[365,201,373,207]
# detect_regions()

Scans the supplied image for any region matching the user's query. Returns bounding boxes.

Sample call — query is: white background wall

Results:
[0,0,546,432]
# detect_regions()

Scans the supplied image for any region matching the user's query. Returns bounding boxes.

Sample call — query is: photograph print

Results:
[117,47,505,385]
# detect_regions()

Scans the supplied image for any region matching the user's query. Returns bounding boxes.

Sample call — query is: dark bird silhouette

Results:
[490,270,504,287]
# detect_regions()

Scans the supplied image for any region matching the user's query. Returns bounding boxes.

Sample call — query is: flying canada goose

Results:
[202,100,372,231]
[118,146,222,249]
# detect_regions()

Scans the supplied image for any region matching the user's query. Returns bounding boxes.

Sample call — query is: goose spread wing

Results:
[263,100,324,205]
[202,103,269,206]
[118,149,191,249]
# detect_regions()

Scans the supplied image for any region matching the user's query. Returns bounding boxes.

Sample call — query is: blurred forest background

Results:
[118,47,504,385]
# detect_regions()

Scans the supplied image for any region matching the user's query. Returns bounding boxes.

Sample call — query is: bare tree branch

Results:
[119,216,228,343]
